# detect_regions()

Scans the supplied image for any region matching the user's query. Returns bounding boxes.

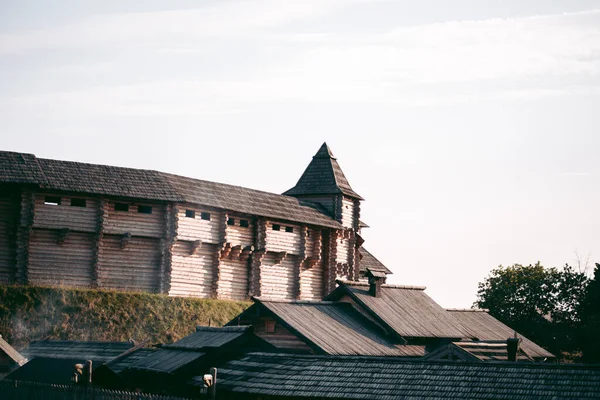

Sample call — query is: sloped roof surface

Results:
[211,353,600,400]
[329,281,468,339]
[259,300,424,357]
[165,326,251,350]
[447,309,554,359]
[284,143,363,200]
[4,357,101,385]
[358,248,393,275]
[0,150,342,229]
[21,340,133,363]
[129,349,205,373]
[454,341,533,362]
[104,348,156,374]
[0,335,26,365]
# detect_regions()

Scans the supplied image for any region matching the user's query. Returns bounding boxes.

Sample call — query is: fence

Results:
[0,380,196,400]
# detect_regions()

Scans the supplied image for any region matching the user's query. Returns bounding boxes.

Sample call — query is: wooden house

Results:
[0,143,386,300]
[0,334,26,379]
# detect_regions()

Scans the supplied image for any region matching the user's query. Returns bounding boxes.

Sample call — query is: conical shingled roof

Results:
[284,143,363,200]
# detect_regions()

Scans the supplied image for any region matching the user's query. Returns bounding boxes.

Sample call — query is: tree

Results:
[475,263,589,357]
[579,263,600,363]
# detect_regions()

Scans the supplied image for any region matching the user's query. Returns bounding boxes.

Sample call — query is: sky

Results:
[1,0,599,307]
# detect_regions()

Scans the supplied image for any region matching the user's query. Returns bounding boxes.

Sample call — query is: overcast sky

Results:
[1,0,599,307]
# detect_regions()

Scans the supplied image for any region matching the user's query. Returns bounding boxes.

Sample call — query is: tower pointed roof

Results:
[284,143,363,200]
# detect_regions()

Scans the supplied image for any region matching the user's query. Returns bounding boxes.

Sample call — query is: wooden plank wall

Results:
[97,235,161,292]
[265,222,301,254]
[169,241,216,297]
[260,254,297,300]
[176,205,220,243]
[15,189,35,284]
[0,194,17,283]
[247,316,314,353]
[217,257,250,300]
[341,197,355,229]
[28,230,95,287]
[226,214,254,248]
[103,201,164,238]
[32,194,98,232]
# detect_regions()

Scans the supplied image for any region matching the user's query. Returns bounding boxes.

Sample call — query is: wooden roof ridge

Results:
[252,297,338,305]
[0,334,26,365]
[283,142,364,200]
[336,279,426,290]
[194,325,252,332]
[447,308,490,312]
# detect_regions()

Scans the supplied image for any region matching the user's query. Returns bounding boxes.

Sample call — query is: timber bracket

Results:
[57,228,70,245]
[121,232,132,249]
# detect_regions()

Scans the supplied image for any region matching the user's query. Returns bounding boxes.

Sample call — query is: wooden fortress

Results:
[0,143,391,301]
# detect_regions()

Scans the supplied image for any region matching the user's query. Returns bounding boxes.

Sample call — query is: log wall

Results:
[217,257,250,300]
[260,253,297,300]
[265,222,301,254]
[226,214,255,248]
[103,201,164,238]
[249,316,314,353]
[97,235,161,292]
[169,240,216,298]
[28,229,95,287]
[341,197,355,230]
[32,194,98,232]
[176,205,220,243]
[15,189,35,285]
[0,193,18,283]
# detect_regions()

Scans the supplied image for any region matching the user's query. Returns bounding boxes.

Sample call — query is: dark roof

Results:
[103,348,156,374]
[447,309,554,359]
[0,335,26,366]
[284,143,363,200]
[129,349,205,374]
[4,357,101,385]
[20,340,134,363]
[210,352,600,400]
[165,326,252,351]
[424,341,533,362]
[258,300,424,357]
[0,150,342,229]
[358,248,393,275]
[327,281,468,339]
[0,151,47,185]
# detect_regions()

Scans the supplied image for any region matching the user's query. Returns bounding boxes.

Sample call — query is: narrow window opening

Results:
[44,196,61,206]
[227,218,235,226]
[272,224,280,231]
[114,203,129,212]
[185,209,196,218]
[240,219,249,228]
[265,320,276,333]
[307,230,311,237]
[138,205,152,214]
[70,198,86,207]
[201,212,211,221]
[285,226,294,233]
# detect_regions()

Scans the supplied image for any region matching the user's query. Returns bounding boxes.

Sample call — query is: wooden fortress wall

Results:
[0,187,359,301]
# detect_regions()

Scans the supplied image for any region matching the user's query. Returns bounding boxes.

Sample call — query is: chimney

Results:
[367,270,384,298]
[507,332,521,362]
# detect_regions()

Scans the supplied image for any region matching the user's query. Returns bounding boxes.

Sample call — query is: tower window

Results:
[227,218,235,226]
[272,224,280,231]
[185,210,196,218]
[114,203,129,212]
[240,219,249,228]
[44,196,61,205]
[265,320,276,333]
[70,198,86,207]
[138,205,152,214]
[285,226,294,233]
[201,212,211,221]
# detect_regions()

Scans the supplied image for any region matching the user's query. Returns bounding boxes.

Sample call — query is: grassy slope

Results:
[0,285,250,350]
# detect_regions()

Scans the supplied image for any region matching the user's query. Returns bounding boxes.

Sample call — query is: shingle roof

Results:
[447,309,554,359]
[358,248,393,275]
[4,357,101,385]
[328,281,468,339]
[129,349,205,374]
[0,150,342,229]
[0,334,26,366]
[210,352,600,400]
[284,143,363,200]
[258,300,424,357]
[103,348,157,374]
[20,340,134,363]
[424,341,533,362]
[165,326,252,351]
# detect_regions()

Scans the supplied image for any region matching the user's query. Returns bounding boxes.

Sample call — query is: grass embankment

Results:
[0,285,250,350]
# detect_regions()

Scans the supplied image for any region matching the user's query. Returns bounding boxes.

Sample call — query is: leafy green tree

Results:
[475,263,589,357]
[579,263,600,363]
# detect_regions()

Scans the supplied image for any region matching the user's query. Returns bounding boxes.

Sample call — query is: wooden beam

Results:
[15,188,35,285]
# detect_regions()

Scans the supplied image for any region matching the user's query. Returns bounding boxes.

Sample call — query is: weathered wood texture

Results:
[169,240,216,298]
[265,222,301,254]
[217,257,250,301]
[250,316,313,353]
[15,189,35,284]
[97,235,161,292]
[260,253,297,300]
[103,202,164,238]
[299,228,324,300]
[32,194,98,232]
[340,197,355,229]
[159,204,178,294]
[28,229,95,287]
[0,193,18,283]
[225,214,255,247]
[294,195,335,218]
[175,205,220,243]
[249,219,267,297]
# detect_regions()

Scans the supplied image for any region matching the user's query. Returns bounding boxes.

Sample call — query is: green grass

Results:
[0,285,250,350]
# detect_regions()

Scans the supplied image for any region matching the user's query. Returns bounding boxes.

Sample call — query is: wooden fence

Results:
[0,380,197,400]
